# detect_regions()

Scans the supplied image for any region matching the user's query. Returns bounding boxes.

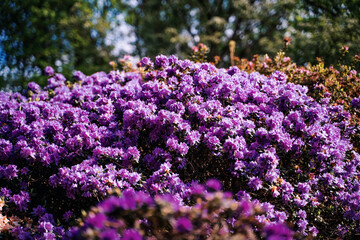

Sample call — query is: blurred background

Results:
[1,0,359,90]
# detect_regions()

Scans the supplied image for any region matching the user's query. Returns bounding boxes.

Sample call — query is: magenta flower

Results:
[265,223,293,240]
[122,229,142,240]
[206,179,222,191]
[86,213,107,229]
[176,217,193,233]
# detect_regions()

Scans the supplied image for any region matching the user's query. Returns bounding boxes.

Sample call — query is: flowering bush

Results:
[232,50,360,111]
[0,55,360,238]
[231,51,360,150]
[67,180,293,240]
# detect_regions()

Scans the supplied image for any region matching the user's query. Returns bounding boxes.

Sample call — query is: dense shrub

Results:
[0,55,360,238]
[232,50,360,112]
[230,51,360,151]
[67,180,293,240]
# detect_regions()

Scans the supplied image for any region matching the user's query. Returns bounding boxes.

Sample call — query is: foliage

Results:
[121,0,296,61]
[286,0,360,66]
[120,0,360,67]
[0,0,119,90]
[189,43,210,64]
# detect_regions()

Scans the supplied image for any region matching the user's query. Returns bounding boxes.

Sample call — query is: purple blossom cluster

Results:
[0,57,360,238]
[352,96,360,110]
[48,159,142,199]
[67,179,293,240]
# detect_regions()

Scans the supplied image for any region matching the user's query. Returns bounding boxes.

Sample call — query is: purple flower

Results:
[191,183,206,195]
[166,137,179,150]
[206,179,222,191]
[177,59,192,70]
[54,227,65,237]
[274,211,288,222]
[228,66,240,76]
[128,172,141,185]
[321,173,334,185]
[101,229,120,240]
[294,197,307,207]
[10,191,30,211]
[39,221,53,233]
[122,229,142,240]
[40,213,55,223]
[176,217,193,233]
[297,210,307,219]
[177,142,189,156]
[248,177,263,191]
[351,96,360,109]
[239,201,254,217]
[271,70,287,82]
[44,66,55,76]
[265,223,293,240]
[297,218,308,233]
[1,54,359,239]
[140,57,154,69]
[0,139,12,159]
[297,183,311,194]
[309,226,319,237]
[168,55,178,65]
[154,55,169,68]
[63,210,73,222]
[127,146,140,163]
[43,232,56,240]
[27,82,42,94]
[0,187,11,197]
[73,70,86,81]
[54,73,66,82]
[87,213,107,228]
[32,205,46,217]
[1,164,18,179]
[20,167,29,175]
[207,135,220,149]
[237,190,252,202]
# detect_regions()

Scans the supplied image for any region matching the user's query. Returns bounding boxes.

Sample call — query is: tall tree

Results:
[121,0,296,63]
[121,0,360,67]
[287,0,360,65]
[0,0,119,89]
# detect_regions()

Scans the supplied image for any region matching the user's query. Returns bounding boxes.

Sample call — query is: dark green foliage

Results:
[287,0,360,66]
[0,0,119,90]
[121,0,296,62]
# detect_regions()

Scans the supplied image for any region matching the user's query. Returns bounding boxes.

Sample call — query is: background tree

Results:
[122,0,297,64]
[121,0,360,67]
[0,0,120,90]
[287,0,360,66]
[1,0,360,90]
